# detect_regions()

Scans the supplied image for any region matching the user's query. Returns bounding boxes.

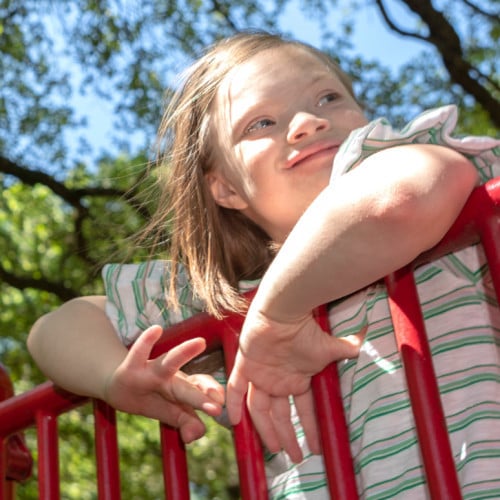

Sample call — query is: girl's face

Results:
[208,45,368,242]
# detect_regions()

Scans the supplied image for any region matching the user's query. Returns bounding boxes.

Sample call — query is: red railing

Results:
[1,177,500,500]
[0,365,33,500]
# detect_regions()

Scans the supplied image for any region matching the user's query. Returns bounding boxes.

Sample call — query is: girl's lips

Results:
[286,142,340,169]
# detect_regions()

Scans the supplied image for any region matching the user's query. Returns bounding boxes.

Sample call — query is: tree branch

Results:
[374,0,428,42]
[0,155,152,220]
[0,156,125,208]
[210,0,239,31]
[0,266,78,302]
[378,0,500,127]
[462,0,500,21]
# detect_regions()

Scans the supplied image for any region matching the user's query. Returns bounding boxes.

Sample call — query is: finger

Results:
[247,385,281,454]
[160,337,207,374]
[133,395,206,442]
[159,402,207,443]
[176,410,207,443]
[166,373,224,417]
[226,354,249,425]
[319,331,363,364]
[124,324,163,368]
[294,391,321,455]
[189,373,225,405]
[270,397,303,463]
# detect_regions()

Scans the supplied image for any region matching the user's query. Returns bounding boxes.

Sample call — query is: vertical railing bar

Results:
[93,400,121,499]
[0,365,12,500]
[478,215,500,306]
[0,437,13,500]
[385,267,462,499]
[159,424,190,500]
[222,318,268,500]
[229,405,268,500]
[2,482,13,500]
[312,304,359,499]
[0,366,18,500]
[36,410,60,500]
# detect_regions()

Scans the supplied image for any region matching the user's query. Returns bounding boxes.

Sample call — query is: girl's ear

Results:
[205,172,248,210]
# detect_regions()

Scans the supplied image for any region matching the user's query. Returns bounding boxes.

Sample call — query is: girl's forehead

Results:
[218,46,336,100]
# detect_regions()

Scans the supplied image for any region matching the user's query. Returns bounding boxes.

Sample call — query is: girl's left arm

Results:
[227,144,478,461]
[28,297,224,443]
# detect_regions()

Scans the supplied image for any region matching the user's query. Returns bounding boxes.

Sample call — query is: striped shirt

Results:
[103,106,500,499]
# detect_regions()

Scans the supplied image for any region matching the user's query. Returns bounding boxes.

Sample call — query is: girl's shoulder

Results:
[333,105,500,182]
[101,260,260,346]
[102,260,204,346]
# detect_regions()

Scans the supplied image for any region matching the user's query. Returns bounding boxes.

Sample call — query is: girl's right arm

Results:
[28,296,224,443]
[227,144,479,460]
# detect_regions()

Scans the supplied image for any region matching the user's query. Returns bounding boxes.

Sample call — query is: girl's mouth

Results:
[286,142,340,169]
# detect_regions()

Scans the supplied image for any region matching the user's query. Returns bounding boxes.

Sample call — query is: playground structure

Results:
[1,177,500,499]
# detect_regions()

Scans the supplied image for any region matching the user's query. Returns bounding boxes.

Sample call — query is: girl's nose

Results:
[287,112,330,143]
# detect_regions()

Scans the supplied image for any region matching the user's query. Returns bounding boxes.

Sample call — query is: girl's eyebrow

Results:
[310,72,342,88]
[230,72,338,140]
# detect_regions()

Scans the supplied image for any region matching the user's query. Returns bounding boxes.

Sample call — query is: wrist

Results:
[249,289,310,326]
[95,353,126,402]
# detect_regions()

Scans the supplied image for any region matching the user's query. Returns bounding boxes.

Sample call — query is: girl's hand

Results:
[103,325,225,443]
[226,309,361,462]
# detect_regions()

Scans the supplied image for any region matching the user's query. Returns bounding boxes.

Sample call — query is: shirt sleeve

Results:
[101,260,205,346]
[331,105,500,183]
[331,105,500,284]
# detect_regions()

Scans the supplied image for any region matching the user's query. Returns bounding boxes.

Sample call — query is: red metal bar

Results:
[377,178,500,498]
[93,400,121,499]
[36,410,60,500]
[0,481,13,500]
[0,382,85,437]
[476,180,500,304]
[0,437,13,500]
[160,425,189,500]
[2,435,32,483]
[418,178,500,266]
[0,364,32,500]
[223,314,268,500]
[1,178,499,498]
[312,305,359,499]
[154,308,268,499]
[0,367,14,500]
[385,267,462,499]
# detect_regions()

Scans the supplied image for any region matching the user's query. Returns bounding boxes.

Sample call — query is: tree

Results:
[0,0,497,497]
[373,0,499,128]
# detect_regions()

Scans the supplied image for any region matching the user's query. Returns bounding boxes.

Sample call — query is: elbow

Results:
[27,314,47,365]
[369,145,478,253]
[27,313,52,361]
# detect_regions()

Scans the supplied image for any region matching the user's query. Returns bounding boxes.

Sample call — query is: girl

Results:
[28,31,500,498]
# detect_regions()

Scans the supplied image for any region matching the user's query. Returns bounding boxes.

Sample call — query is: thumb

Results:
[317,326,365,364]
[124,324,163,368]
[161,337,207,374]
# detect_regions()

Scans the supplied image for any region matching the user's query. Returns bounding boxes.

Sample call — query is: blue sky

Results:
[72,0,426,163]
[281,0,424,68]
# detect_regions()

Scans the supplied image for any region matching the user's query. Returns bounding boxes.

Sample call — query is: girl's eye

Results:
[318,92,340,106]
[246,118,275,134]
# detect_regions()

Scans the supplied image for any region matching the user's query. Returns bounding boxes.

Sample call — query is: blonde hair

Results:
[145,31,358,318]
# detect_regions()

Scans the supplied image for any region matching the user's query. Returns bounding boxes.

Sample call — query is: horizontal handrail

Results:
[2,177,500,499]
[3,178,500,436]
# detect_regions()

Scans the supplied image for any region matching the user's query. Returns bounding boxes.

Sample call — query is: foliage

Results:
[16,409,237,499]
[0,0,497,497]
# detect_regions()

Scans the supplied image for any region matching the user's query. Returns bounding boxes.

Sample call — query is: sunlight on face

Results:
[210,45,368,241]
